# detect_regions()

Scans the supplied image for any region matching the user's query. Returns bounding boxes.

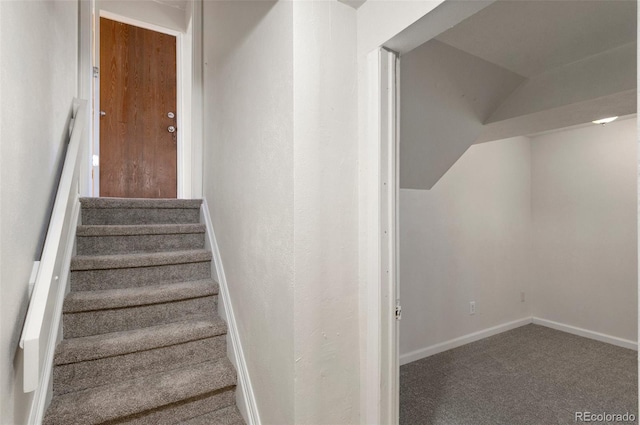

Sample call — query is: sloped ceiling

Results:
[401,0,637,190]
[436,0,636,78]
[337,0,367,10]
[400,40,525,190]
[152,0,187,10]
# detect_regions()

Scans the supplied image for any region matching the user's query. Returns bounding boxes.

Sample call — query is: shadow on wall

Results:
[399,40,524,191]
[204,1,277,73]
[12,98,75,357]
[9,99,76,423]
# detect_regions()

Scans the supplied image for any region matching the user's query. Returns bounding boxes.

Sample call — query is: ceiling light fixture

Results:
[592,116,618,125]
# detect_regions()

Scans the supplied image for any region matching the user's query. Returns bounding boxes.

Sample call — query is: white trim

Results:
[28,196,81,424]
[20,99,88,393]
[78,0,94,197]
[399,318,533,366]
[201,200,261,425]
[190,0,204,199]
[361,47,400,425]
[99,10,181,36]
[95,10,191,198]
[363,49,382,425]
[361,2,509,420]
[380,47,400,425]
[175,32,185,199]
[92,5,100,197]
[28,262,40,299]
[532,317,638,351]
[399,317,638,367]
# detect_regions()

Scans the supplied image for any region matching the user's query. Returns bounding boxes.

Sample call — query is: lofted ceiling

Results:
[435,0,636,78]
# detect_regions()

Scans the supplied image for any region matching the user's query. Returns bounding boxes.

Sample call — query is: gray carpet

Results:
[401,324,638,425]
[44,197,244,425]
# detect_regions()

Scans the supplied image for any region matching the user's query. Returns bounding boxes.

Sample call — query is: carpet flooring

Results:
[44,198,244,425]
[400,324,638,425]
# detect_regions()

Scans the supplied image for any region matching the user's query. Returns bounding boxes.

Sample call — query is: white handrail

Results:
[19,98,89,393]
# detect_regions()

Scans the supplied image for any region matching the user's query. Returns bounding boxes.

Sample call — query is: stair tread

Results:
[53,337,227,396]
[55,318,227,365]
[44,358,236,425]
[80,197,203,209]
[64,280,219,313]
[71,249,212,271]
[77,223,206,236]
[180,405,245,425]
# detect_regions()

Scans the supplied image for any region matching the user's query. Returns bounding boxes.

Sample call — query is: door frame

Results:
[361,3,501,423]
[362,47,400,425]
[92,10,191,198]
[78,0,94,197]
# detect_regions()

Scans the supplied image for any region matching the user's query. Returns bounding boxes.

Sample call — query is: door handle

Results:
[100,111,106,116]
[168,126,176,133]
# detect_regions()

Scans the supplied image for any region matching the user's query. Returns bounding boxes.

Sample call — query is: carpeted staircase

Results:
[43,198,245,425]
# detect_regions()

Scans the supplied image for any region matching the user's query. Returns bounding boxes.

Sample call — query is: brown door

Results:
[99,17,177,198]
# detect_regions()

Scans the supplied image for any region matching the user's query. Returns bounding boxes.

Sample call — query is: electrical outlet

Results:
[521,292,525,302]
[469,301,476,315]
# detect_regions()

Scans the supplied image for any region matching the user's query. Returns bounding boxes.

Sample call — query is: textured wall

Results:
[531,117,638,341]
[203,2,362,423]
[399,137,533,358]
[400,118,638,359]
[293,2,360,424]
[98,0,187,32]
[0,1,78,423]
[400,40,524,190]
[202,2,295,424]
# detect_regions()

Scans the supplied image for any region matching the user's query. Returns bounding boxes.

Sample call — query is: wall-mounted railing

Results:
[19,98,89,394]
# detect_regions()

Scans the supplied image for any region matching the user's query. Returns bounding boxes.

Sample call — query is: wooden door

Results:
[100,17,177,198]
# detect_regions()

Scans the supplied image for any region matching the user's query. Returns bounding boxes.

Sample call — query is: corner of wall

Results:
[200,200,261,425]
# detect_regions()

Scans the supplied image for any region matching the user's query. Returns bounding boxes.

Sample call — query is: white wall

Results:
[400,118,638,360]
[204,2,361,423]
[0,1,78,423]
[355,4,447,420]
[489,43,637,124]
[399,137,533,358]
[98,0,187,33]
[400,40,524,190]
[202,2,295,424]
[96,0,194,198]
[356,0,444,55]
[531,117,638,342]
[293,2,359,424]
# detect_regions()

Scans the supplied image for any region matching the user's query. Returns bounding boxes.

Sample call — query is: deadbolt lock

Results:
[167,112,175,119]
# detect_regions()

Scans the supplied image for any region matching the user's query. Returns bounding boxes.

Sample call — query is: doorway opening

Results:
[99,16,178,198]
[367,1,638,423]
[90,1,198,199]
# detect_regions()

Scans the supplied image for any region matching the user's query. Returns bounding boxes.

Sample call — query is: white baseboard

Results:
[532,317,638,351]
[400,316,638,366]
[201,201,261,425]
[28,195,80,425]
[400,317,532,366]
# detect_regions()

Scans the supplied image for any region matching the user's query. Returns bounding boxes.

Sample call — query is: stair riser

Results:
[63,296,218,338]
[54,336,227,395]
[77,233,205,255]
[109,389,236,425]
[181,406,245,425]
[43,358,237,425]
[70,261,211,291]
[82,208,200,225]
